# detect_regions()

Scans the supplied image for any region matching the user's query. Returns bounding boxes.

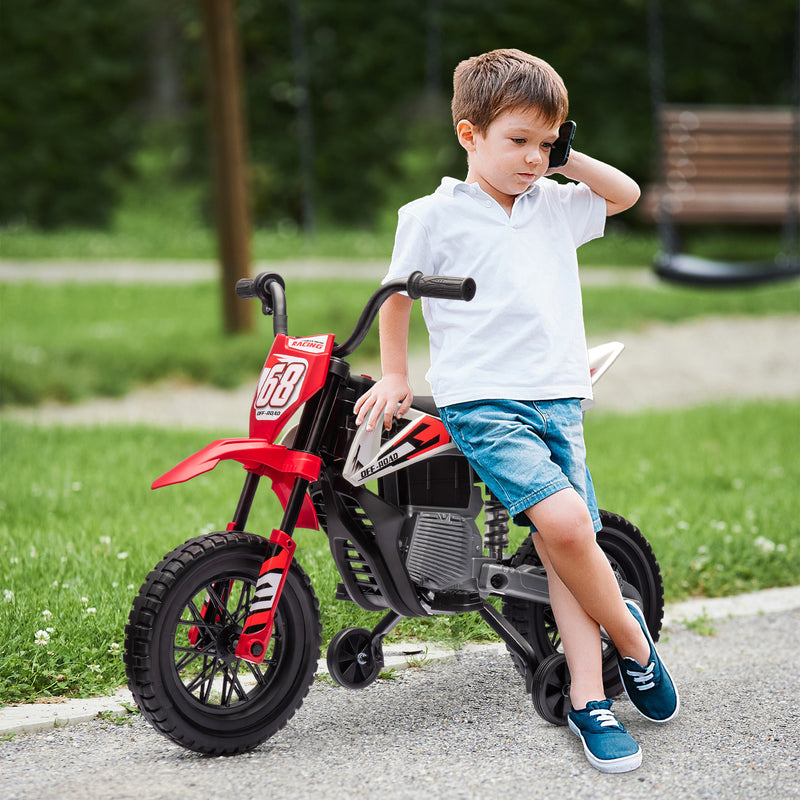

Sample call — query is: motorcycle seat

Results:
[411,395,440,417]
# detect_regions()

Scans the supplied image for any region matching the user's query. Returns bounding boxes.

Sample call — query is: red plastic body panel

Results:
[152,439,321,530]
[249,333,335,442]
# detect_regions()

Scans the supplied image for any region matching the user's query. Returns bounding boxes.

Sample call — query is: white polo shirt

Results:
[384,176,607,407]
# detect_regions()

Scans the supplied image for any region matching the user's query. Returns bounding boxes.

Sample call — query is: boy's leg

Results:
[535,530,643,774]
[525,488,651,667]
[532,532,605,708]
[529,488,680,724]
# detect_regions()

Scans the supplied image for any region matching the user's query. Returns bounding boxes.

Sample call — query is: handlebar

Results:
[235,272,288,336]
[406,272,476,302]
[237,270,475,357]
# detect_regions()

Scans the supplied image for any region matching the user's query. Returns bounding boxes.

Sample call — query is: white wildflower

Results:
[3,589,14,603]
[34,629,51,646]
[754,536,776,554]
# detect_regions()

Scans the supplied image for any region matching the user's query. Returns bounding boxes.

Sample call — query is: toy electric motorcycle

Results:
[124,271,664,756]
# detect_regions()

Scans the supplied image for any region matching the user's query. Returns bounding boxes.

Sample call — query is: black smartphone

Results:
[549,120,576,169]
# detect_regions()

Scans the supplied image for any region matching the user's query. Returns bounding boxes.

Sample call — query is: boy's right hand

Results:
[353,374,413,432]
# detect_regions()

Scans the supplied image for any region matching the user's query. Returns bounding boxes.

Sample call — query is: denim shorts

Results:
[438,398,601,532]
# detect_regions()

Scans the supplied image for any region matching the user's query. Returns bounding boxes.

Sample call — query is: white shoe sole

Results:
[568,717,643,773]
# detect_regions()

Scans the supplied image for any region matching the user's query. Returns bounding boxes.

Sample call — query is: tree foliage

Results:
[210,0,800,228]
[1,0,796,230]
[0,0,147,228]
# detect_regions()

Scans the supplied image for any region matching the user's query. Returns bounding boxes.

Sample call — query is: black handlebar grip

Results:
[235,278,257,299]
[406,271,476,301]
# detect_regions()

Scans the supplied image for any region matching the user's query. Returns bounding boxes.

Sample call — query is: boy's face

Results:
[457,107,561,209]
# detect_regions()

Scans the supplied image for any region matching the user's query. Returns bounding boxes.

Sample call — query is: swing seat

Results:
[644,106,800,286]
[654,253,800,286]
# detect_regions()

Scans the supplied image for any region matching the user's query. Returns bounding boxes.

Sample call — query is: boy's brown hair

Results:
[451,49,568,133]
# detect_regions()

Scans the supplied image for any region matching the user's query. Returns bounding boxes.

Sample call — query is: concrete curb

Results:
[2,585,798,738]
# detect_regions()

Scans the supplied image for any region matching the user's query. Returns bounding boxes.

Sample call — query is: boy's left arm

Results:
[552,151,640,216]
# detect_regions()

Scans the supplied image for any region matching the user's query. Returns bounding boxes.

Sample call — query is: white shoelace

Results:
[626,660,656,691]
[590,708,622,728]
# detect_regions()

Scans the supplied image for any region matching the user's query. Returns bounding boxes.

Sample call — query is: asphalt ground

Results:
[1,590,799,800]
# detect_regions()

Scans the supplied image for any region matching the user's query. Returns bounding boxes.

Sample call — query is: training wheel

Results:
[326,626,381,689]
[532,652,571,726]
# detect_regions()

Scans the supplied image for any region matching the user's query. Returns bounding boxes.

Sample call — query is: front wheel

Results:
[124,531,321,755]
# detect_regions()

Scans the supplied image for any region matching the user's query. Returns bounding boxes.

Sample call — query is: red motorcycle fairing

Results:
[152,439,321,530]
[151,333,337,530]
[249,333,335,442]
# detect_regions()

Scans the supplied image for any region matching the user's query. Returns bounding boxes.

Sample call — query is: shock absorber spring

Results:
[484,491,510,561]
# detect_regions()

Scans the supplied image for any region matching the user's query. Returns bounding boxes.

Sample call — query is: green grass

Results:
[586,401,800,599]
[1,221,788,268]
[2,279,798,407]
[1,400,798,704]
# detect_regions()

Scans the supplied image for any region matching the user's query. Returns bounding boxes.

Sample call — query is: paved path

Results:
[0,259,663,286]
[1,599,798,799]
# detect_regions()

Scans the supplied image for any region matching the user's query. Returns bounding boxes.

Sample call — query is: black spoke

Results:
[185,597,207,627]
[244,659,270,687]
[206,584,236,626]
[174,647,205,673]
[200,657,222,703]
[232,582,252,623]
[183,654,213,696]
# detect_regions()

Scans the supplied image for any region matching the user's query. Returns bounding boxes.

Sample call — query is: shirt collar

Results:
[437,176,540,201]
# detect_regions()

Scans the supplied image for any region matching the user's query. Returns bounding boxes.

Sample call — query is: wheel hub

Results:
[213,624,243,664]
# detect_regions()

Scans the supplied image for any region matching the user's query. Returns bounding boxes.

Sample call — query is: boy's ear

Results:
[456,119,478,152]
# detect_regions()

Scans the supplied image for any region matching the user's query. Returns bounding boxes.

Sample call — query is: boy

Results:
[354,48,678,773]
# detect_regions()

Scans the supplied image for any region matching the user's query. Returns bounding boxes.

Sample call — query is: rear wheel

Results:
[501,510,664,698]
[124,531,321,755]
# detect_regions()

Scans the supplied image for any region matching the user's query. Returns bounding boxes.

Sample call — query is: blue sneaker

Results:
[618,600,679,723]
[568,699,642,773]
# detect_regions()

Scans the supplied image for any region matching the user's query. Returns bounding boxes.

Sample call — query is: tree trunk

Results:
[201,0,253,334]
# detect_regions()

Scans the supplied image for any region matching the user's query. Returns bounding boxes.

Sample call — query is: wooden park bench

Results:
[642,105,800,284]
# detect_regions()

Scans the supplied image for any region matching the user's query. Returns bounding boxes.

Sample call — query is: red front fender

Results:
[152,438,321,530]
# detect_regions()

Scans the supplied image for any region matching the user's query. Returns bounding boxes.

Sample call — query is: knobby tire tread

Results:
[124,531,321,756]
